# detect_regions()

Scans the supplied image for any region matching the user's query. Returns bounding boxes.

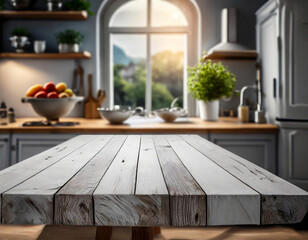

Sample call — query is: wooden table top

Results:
[0,135,306,227]
[0,117,279,134]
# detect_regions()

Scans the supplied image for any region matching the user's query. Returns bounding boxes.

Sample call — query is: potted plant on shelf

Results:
[0,0,6,10]
[65,0,93,15]
[56,30,83,53]
[187,58,236,121]
[10,27,31,53]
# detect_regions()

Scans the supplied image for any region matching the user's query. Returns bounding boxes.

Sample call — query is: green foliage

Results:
[0,0,5,10]
[65,0,94,16]
[114,59,173,110]
[11,28,31,37]
[55,30,83,44]
[187,59,236,102]
[152,50,184,101]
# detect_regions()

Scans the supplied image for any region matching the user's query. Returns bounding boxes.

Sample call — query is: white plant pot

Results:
[58,43,79,53]
[198,100,219,121]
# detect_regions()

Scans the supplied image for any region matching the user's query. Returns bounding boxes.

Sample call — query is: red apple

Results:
[47,91,59,98]
[44,82,56,93]
[34,90,47,98]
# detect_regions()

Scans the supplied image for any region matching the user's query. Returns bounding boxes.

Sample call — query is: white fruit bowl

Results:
[22,97,84,121]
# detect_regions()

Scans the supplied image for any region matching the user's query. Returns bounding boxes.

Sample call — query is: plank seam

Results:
[152,135,172,226]
[180,135,262,225]
[164,135,207,226]
[0,135,98,224]
[91,135,128,226]
[52,135,115,225]
[133,135,142,195]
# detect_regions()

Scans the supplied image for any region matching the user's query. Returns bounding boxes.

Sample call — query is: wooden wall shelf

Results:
[203,50,258,60]
[0,11,88,20]
[0,51,91,59]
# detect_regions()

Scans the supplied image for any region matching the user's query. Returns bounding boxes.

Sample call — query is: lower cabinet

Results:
[0,134,10,170]
[209,134,277,174]
[11,134,76,165]
[279,128,308,191]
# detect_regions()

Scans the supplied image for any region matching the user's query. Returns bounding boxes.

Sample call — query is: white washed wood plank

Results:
[55,135,127,225]
[182,134,308,225]
[95,135,158,226]
[2,135,112,225]
[166,135,260,226]
[153,135,206,226]
[134,135,170,226]
[0,135,96,221]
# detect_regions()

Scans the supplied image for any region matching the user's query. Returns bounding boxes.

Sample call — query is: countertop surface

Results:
[0,117,279,134]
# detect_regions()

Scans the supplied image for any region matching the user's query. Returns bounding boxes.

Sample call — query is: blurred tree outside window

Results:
[110,0,189,111]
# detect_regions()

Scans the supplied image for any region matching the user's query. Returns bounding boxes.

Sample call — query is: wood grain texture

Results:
[2,136,111,225]
[0,10,88,20]
[0,52,91,59]
[94,135,142,226]
[0,135,96,221]
[166,135,260,226]
[55,135,127,225]
[153,135,206,226]
[134,136,170,226]
[181,134,308,225]
[0,117,279,134]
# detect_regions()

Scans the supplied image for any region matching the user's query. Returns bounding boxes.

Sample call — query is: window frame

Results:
[97,0,201,115]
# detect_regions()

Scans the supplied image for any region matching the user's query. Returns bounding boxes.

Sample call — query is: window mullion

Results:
[145,0,152,113]
[146,33,152,113]
[147,0,151,27]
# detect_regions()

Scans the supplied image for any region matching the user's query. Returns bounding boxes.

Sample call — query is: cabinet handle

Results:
[11,145,16,151]
[273,78,277,98]
[3,138,8,142]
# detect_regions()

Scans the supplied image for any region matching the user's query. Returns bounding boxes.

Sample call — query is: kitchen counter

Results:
[0,117,279,134]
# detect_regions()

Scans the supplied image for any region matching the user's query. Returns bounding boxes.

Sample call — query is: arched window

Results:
[97,0,201,115]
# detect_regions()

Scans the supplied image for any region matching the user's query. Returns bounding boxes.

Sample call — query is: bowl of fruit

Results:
[22,82,83,121]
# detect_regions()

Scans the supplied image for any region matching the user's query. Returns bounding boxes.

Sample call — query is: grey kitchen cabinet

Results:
[0,134,10,170]
[257,0,308,121]
[210,134,277,173]
[279,127,308,191]
[11,134,76,165]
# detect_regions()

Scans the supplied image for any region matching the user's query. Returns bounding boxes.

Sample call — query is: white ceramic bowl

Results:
[22,96,83,121]
[155,108,187,123]
[97,108,134,124]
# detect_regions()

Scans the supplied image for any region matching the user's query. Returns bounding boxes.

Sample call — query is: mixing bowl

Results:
[22,97,83,121]
[97,108,134,124]
[155,107,187,123]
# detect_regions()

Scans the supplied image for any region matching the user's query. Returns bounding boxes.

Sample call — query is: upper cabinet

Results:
[257,0,308,121]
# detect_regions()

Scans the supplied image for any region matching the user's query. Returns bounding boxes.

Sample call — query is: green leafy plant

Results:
[0,0,5,10]
[187,58,236,102]
[56,30,83,44]
[11,28,31,37]
[65,0,93,16]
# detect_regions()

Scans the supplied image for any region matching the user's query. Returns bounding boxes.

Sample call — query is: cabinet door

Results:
[11,134,76,165]
[256,1,279,123]
[279,128,308,191]
[278,0,308,119]
[210,134,276,173]
[0,134,10,170]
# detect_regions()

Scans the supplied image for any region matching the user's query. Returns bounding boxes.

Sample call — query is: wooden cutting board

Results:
[84,74,97,119]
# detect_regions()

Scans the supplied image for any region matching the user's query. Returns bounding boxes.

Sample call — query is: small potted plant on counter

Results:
[187,58,236,121]
[65,0,93,15]
[56,29,83,53]
[10,27,31,53]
